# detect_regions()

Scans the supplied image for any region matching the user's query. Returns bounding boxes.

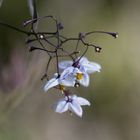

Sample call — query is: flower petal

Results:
[53,99,68,113]
[73,67,82,75]
[79,72,89,87]
[58,60,73,69]
[82,62,101,74]
[77,97,91,106]
[60,67,75,86]
[69,100,83,117]
[44,78,59,92]
[77,57,101,73]
[79,57,89,65]
[71,95,77,100]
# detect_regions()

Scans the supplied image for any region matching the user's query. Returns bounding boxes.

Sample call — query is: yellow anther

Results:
[59,84,65,91]
[76,73,83,80]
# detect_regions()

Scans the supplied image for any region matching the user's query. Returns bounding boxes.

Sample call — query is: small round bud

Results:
[39,34,44,39]
[54,73,59,78]
[57,22,64,30]
[56,45,60,48]
[110,32,118,38]
[79,32,85,39]
[22,19,33,26]
[23,20,29,26]
[95,47,102,53]
[74,83,80,87]
[114,33,118,38]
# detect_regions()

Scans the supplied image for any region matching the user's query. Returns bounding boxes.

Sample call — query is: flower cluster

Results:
[22,9,117,117]
[0,0,118,117]
[44,57,101,117]
[53,95,90,117]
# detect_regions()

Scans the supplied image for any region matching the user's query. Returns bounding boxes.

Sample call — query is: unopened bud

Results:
[79,32,85,39]
[39,34,44,39]
[23,19,32,26]
[57,22,64,30]
[111,32,118,38]
[95,47,102,53]
[74,83,80,87]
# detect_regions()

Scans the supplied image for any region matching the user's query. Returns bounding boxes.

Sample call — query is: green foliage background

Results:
[0,0,140,140]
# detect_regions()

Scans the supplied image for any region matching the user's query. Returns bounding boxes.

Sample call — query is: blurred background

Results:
[0,0,140,140]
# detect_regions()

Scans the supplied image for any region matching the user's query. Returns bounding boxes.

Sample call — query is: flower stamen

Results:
[76,73,83,80]
[59,84,65,91]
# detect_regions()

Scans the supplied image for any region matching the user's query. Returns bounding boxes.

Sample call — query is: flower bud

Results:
[79,32,85,39]
[95,47,102,53]
[57,22,64,30]
[74,82,80,87]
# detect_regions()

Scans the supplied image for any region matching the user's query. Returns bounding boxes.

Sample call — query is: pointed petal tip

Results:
[43,83,50,92]
[53,100,68,113]
[43,78,59,92]
[77,97,91,106]
[87,102,91,106]
[43,87,48,92]
[78,113,83,118]
[58,60,73,69]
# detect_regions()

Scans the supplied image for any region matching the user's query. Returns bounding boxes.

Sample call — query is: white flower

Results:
[59,57,101,74]
[53,95,90,117]
[60,66,89,87]
[78,57,101,73]
[44,57,101,91]
[58,57,101,87]
[44,73,75,92]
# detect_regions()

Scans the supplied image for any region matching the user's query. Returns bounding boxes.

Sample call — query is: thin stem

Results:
[0,21,30,35]
[58,48,75,61]
[74,39,80,58]
[85,31,118,38]
[26,34,56,44]
[79,44,89,60]
[29,46,55,53]
[41,56,52,80]
[55,50,60,75]
[80,38,97,49]
[43,37,56,48]
[60,37,79,46]
[23,15,57,26]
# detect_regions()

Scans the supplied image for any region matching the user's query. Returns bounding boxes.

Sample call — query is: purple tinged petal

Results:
[44,78,59,92]
[60,67,75,86]
[82,61,101,74]
[77,57,101,74]
[53,100,68,113]
[58,61,73,69]
[77,97,91,106]
[79,72,89,87]
[69,100,83,117]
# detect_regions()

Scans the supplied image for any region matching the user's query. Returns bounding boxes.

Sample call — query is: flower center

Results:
[59,84,65,91]
[66,97,73,103]
[76,73,83,80]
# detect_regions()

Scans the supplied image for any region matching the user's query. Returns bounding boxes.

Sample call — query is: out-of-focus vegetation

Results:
[0,0,140,140]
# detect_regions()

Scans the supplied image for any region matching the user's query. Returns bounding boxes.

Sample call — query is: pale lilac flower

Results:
[58,57,101,87]
[53,95,90,117]
[44,57,101,91]
[59,57,101,74]
[60,66,89,87]
[44,73,75,92]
